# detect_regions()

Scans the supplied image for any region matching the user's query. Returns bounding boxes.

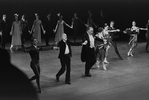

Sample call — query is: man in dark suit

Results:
[0,14,9,49]
[55,33,72,84]
[82,27,96,77]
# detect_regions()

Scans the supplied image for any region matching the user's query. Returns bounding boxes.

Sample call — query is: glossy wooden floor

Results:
[9,39,149,100]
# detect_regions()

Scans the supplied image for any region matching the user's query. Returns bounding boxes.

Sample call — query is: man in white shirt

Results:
[82,27,96,77]
[56,33,72,84]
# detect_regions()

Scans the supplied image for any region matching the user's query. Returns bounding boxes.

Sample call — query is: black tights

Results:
[30,61,41,92]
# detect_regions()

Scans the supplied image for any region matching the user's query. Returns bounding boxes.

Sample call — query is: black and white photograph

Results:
[0,0,149,100]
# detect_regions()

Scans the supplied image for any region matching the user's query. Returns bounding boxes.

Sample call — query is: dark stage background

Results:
[0,0,149,42]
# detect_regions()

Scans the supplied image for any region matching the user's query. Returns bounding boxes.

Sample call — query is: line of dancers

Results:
[0,13,44,50]
[0,12,80,50]
[1,12,149,94]
[95,20,148,70]
[1,12,148,52]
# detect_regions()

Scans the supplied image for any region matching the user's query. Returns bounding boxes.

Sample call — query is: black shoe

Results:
[85,74,92,77]
[38,90,43,93]
[56,76,59,82]
[65,82,71,84]
[119,57,123,60]
[46,44,50,46]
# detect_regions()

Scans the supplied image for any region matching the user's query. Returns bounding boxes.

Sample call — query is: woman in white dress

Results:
[31,13,45,44]
[10,14,22,50]
[53,13,72,46]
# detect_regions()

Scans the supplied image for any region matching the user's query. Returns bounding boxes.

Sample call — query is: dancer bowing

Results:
[53,13,72,46]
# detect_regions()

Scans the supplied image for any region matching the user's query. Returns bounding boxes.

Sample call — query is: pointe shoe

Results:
[103,58,109,64]
[104,60,109,64]
[103,64,107,70]
[10,47,13,53]
[10,47,12,50]
[127,52,130,56]
[96,61,100,68]
[103,66,107,70]
[130,53,133,56]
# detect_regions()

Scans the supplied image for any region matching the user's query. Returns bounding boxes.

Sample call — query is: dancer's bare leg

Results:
[104,45,110,63]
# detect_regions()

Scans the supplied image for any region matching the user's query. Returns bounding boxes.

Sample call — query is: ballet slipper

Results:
[103,64,107,70]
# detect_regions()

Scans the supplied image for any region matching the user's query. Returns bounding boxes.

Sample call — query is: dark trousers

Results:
[45,33,50,46]
[73,32,77,43]
[1,36,6,49]
[110,40,123,59]
[56,55,71,83]
[30,61,41,92]
[85,48,96,75]
[21,33,26,48]
[30,61,40,80]
[45,36,50,46]
[73,28,79,43]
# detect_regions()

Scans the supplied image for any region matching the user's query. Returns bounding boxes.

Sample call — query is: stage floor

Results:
[9,41,149,100]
